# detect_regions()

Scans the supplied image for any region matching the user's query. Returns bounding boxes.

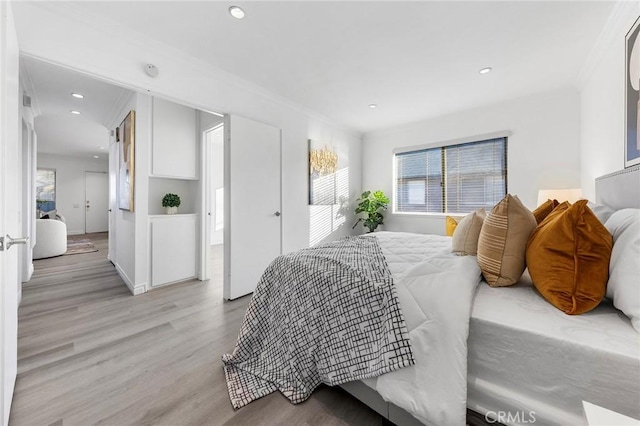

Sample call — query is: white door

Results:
[0,3,22,424]
[85,172,109,233]
[224,115,281,300]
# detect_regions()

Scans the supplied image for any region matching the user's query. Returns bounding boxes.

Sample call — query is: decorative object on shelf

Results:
[309,139,338,205]
[352,190,390,233]
[626,16,640,168]
[162,193,181,215]
[117,110,136,211]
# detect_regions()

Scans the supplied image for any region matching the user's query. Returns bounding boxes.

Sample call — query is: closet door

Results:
[225,115,281,300]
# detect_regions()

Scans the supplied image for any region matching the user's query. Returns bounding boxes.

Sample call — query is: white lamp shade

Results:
[537,188,583,206]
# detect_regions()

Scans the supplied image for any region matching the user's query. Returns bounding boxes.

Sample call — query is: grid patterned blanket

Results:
[222,235,414,409]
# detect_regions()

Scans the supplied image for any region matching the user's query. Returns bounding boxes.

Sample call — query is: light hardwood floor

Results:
[10,233,383,426]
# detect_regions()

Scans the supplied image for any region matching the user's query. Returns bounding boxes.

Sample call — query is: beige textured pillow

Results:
[451,209,486,255]
[477,195,537,286]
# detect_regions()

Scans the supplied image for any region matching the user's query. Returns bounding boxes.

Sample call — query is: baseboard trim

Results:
[24,263,34,282]
[115,263,145,295]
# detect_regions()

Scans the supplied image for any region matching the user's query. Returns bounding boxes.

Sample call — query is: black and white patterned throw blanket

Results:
[222,235,414,409]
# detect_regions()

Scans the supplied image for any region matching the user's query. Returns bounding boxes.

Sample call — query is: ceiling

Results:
[18,1,614,153]
[21,56,133,158]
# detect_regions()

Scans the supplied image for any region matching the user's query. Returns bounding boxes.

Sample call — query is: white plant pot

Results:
[165,206,178,215]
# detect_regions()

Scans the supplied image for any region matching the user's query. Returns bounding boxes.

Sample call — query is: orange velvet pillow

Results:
[526,200,612,315]
[532,199,559,224]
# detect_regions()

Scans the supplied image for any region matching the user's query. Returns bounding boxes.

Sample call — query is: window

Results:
[395,137,507,214]
[36,168,56,214]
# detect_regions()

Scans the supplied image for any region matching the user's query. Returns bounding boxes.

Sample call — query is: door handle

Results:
[0,235,29,252]
[274,211,281,217]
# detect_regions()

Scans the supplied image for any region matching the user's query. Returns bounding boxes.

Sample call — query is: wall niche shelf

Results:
[148,177,197,215]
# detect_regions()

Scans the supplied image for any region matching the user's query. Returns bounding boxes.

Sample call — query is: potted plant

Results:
[352,190,390,233]
[162,193,181,215]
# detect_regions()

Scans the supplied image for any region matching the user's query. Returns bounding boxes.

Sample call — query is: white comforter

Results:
[367,232,482,426]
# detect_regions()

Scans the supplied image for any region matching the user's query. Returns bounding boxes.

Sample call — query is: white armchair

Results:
[34,219,67,259]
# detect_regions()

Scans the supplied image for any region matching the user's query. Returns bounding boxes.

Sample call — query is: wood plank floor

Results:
[9,233,383,426]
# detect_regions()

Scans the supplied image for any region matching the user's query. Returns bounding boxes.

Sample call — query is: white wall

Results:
[15,3,363,265]
[37,153,109,235]
[580,3,639,200]
[363,88,581,235]
[108,91,139,292]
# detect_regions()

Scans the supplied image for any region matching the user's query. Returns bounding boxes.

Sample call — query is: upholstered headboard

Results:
[595,165,640,210]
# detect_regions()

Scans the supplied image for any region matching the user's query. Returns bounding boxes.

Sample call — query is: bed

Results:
[224,166,640,426]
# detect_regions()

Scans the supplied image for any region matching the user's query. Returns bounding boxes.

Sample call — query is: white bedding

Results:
[367,232,482,426]
[359,231,640,426]
[468,274,640,425]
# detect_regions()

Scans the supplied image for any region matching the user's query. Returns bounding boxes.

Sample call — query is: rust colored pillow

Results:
[532,199,559,224]
[477,195,537,286]
[445,216,459,236]
[526,200,612,315]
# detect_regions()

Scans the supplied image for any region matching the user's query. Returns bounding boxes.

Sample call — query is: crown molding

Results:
[578,1,640,89]
[104,90,135,131]
[20,2,362,140]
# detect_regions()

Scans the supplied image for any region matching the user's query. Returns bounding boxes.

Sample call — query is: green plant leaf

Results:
[162,193,181,208]
[354,189,388,232]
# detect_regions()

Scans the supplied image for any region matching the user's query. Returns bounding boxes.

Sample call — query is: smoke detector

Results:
[145,64,159,78]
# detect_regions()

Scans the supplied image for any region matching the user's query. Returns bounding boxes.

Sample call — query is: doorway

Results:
[203,123,224,285]
[85,171,109,233]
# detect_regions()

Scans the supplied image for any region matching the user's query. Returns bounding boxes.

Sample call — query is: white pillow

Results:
[451,208,485,255]
[605,209,640,333]
[587,201,615,225]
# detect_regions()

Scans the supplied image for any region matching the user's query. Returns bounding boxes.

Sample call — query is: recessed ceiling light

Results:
[93,155,99,159]
[229,6,245,19]
[71,93,84,99]
[99,146,105,150]
[479,67,493,75]
[368,104,377,109]
[70,110,81,115]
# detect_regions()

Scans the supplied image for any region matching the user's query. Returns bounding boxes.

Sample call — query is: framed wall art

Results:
[625,16,640,167]
[118,110,136,211]
[308,140,338,205]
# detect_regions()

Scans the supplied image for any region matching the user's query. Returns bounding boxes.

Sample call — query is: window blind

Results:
[395,137,507,214]
[396,148,442,213]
